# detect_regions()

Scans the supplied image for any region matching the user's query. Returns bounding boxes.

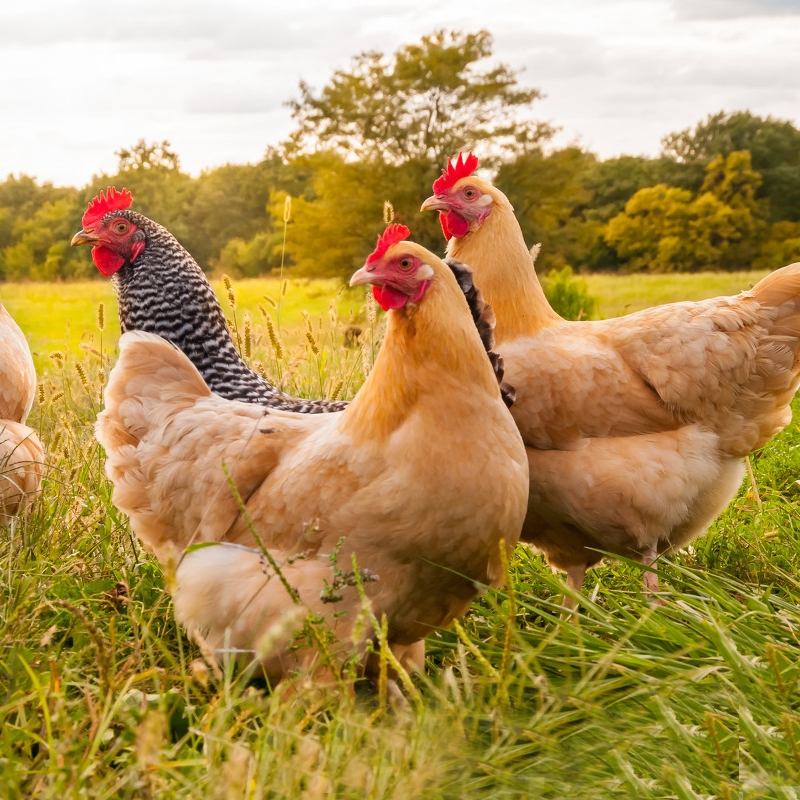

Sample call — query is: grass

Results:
[1,269,774,370]
[583,269,772,318]
[1,273,800,798]
[0,277,365,372]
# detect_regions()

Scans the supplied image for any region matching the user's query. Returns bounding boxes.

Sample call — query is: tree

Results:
[662,111,800,222]
[604,152,766,272]
[89,139,195,247]
[115,140,180,172]
[268,153,403,278]
[286,29,551,168]
[756,221,800,269]
[0,181,85,280]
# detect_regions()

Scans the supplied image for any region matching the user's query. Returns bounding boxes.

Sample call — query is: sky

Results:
[2,0,799,187]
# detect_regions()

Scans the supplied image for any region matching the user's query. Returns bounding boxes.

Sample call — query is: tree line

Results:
[2,30,799,283]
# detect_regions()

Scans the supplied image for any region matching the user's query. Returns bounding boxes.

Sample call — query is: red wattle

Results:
[439,212,451,241]
[444,211,470,239]
[372,285,409,311]
[91,247,125,276]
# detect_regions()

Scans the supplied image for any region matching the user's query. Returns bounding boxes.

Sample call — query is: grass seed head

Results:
[243,311,252,359]
[361,339,371,378]
[75,362,89,389]
[222,275,236,310]
[265,317,283,360]
[365,290,377,325]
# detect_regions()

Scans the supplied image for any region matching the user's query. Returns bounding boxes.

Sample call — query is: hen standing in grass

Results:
[423,152,800,602]
[71,188,347,413]
[0,297,45,522]
[95,225,528,685]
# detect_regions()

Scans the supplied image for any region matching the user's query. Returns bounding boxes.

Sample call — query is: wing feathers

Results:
[96,332,312,562]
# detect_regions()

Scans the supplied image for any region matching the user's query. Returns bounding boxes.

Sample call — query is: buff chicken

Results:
[0,297,44,522]
[423,152,800,603]
[95,224,528,684]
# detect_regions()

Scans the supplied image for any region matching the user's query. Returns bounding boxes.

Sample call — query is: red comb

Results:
[432,152,479,193]
[366,223,411,264]
[82,187,133,228]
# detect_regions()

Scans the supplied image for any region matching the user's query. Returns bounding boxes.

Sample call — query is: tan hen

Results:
[0,297,44,522]
[422,153,800,601]
[96,225,528,684]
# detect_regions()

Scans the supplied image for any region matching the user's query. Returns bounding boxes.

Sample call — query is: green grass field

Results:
[1,272,799,798]
[1,269,774,371]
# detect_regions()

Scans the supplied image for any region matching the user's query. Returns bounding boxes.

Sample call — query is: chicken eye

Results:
[399,257,413,270]
[113,221,129,234]
[463,187,477,199]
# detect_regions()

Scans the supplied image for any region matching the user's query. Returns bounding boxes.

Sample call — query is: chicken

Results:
[71,188,346,413]
[422,152,800,601]
[0,297,45,522]
[95,224,529,684]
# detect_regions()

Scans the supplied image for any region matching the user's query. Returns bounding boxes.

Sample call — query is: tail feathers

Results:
[750,261,800,310]
[0,421,45,520]
[97,332,307,563]
[721,262,800,453]
[445,258,516,408]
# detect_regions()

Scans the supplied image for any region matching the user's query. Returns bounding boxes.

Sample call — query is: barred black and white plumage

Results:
[101,210,346,413]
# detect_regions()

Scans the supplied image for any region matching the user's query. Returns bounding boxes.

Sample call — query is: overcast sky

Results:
[2,0,799,187]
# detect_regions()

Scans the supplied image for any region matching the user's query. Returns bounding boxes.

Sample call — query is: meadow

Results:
[1,271,799,798]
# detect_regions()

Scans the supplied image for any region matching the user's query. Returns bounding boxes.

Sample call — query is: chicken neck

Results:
[447,202,562,346]
[342,274,501,444]
[111,211,346,414]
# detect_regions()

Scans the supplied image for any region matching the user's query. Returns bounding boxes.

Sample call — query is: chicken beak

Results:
[349,265,376,287]
[71,229,100,247]
[420,194,449,213]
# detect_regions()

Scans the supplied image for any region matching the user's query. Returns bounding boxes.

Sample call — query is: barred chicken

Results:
[96,225,528,683]
[71,188,346,413]
[423,153,800,602]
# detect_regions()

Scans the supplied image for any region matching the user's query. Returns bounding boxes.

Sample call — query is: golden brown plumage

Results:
[95,227,528,684]
[423,157,800,599]
[0,297,44,522]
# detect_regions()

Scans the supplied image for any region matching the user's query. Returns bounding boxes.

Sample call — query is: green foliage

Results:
[0,176,85,280]
[540,265,596,320]
[662,110,800,222]
[756,221,800,270]
[604,152,766,272]
[497,147,598,274]
[287,29,550,167]
[271,153,445,279]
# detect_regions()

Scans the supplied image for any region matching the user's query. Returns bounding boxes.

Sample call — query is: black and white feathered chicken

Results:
[71,188,514,411]
[71,188,346,413]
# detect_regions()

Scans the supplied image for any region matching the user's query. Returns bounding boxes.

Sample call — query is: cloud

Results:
[672,0,800,19]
